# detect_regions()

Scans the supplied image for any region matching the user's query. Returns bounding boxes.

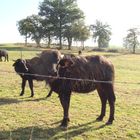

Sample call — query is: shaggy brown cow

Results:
[55,55,115,127]
[0,49,9,61]
[13,50,62,97]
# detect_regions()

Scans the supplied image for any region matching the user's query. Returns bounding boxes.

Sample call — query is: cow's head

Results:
[58,58,74,68]
[39,50,63,76]
[13,59,28,74]
[56,58,74,77]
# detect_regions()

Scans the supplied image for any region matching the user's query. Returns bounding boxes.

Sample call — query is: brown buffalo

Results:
[54,55,116,127]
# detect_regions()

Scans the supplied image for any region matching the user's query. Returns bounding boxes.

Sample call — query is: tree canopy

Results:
[123,28,140,53]
[90,20,112,48]
[17,15,44,47]
[39,0,84,49]
[17,1,115,50]
[17,18,32,46]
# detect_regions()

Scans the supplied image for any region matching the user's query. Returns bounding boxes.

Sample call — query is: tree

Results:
[17,18,32,46]
[79,26,90,50]
[63,20,90,50]
[39,0,84,49]
[17,15,44,47]
[90,20,112,48]
[63,25,74,50]
[27,15,44,47]
[41,19,54,48]
[73,22,90,50]
[123,28,140,54]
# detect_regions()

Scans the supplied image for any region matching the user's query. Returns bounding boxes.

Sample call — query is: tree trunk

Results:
[25,35,28,47]
[133,35,136,54]
[81,41,85,50]
[47,35,51,48]
[59,20,62,49]
[98,39,102,48]
[133,44,136,54]
[35,38,41,48]
[67,37,72,50]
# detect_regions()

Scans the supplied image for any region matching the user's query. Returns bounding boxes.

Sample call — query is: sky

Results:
[0,0,140,46]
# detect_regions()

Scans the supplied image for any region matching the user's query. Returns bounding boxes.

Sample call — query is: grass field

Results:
[0,44,140,140]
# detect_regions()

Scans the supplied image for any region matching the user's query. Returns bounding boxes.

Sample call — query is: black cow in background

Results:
[13,50,62,97]
[0,49,9,61]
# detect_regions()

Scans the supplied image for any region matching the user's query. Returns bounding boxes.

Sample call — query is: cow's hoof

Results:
[96,116,104,121]
[106,117,114,125]
[106,121,113,125]
[30,95,34,97]
[46,95,51,98]
[60,123,68,129]
[60,124,68,130]
[60,118,70,128]
[20,93,24,96]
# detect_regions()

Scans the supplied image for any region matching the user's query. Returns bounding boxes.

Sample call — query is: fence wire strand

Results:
[0,69,140,85]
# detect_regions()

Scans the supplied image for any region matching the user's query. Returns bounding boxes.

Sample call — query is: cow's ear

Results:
[12,63,15,66]
[12,59,17,66]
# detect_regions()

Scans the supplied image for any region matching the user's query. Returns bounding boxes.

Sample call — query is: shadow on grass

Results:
[24,97,49,102]
[0,98,21,105]
[0,97,48,106]
[0,95,55,106]
[0,120,107,140]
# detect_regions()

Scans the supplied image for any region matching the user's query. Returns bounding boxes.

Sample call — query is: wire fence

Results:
[0,69,140,85]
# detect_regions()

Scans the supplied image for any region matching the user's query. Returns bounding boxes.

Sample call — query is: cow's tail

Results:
[108,84,116,102]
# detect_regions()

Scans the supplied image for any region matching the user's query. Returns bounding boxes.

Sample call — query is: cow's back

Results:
[0,49,8,56]
[60,55,114,93]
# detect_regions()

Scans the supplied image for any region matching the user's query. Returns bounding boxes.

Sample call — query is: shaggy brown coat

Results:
[54,55,115,127]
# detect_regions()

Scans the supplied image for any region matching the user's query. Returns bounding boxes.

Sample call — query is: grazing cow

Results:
[54,55,116,127]
[0,49,9,61]
[13,50,62,97]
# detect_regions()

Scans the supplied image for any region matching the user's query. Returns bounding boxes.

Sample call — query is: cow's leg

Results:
[46,89,53,98]
[59,91,71,127]
[6,54,9,62]
[4,56,6,62]
[106,84,116,125]
[20,78,26,96]
[96,85,107,121]
[28,79,34,97]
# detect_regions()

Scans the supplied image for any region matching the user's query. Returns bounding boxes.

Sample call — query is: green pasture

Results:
[0,44,140,140]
